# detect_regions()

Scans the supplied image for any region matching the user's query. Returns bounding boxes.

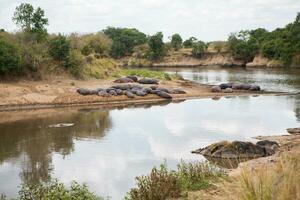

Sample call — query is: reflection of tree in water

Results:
[0,109,112,186]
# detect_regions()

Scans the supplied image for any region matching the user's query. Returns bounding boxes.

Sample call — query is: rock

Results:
[256,140,279,155]
[125,91,135,98]
[211,86,222,93]
[155,91,172,99]
[126,75,138,82]
[114,77,134,83]
[223,88,233,93]
[77,88,92,95]
[192,141,269,158]
[112,84,131,90]
[287,127,300,135]
[249,85,261,91]
[138,78,159,84]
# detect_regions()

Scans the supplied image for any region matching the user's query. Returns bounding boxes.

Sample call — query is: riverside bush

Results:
[0,37,21,74]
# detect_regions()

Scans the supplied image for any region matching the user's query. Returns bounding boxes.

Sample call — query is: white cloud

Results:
[0,0,299,41]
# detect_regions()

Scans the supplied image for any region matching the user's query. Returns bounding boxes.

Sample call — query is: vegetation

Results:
[125,161,225,200]
[227,13,300,65]
[118,69,172,80]
[183,37,197,48]
[171,33,183,51]
[192,41,207,57]
[0,180,103,200]
[147,32,165,60]
[222,148,300,200]
[0,37,21,74]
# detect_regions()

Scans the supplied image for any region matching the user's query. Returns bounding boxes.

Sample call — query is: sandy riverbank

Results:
[0,77,282,111]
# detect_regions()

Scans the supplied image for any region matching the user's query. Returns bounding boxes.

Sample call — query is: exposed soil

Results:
[0,76,279,111]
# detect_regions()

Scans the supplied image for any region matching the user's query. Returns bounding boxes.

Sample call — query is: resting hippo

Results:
[114,77,134,83]
[126,75,138,82]
[211,86,222,93]
[138,78,159,84]
[249,85,261,91]
[108,90,118,96]
[169,89,186,94]
[112,84,131,90]
[219,83,233,89]
[240,84,251,90]
[135,90,147,96]
[155,91,172,99]
[77,88,92,95]
[98,90,111,97]
[125,91,135,98]
[223,88,233,93]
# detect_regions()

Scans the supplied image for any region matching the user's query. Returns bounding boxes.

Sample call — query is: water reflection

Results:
[0,95,299,199]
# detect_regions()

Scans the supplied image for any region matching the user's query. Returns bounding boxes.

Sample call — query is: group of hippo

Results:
[77,76,186,100]
[212,83,261,93]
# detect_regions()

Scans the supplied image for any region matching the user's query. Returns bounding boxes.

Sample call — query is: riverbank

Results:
[176,132,300,200]
[0,76,282,111]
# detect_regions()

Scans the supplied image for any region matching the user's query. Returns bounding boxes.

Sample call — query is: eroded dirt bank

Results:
[0,77,279,111]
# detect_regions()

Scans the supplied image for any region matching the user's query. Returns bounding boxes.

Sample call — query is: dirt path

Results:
[0,77,282,111]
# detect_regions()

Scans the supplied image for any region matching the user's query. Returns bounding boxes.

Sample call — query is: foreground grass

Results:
[0,180,103,200]
[125,161,225,200]
[117,69,174,80]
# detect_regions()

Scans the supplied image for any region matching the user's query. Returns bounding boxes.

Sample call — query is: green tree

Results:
[148,32,165,60]
[183,37,197,48]
[12,3,48,39]
[48,34,71,63]
[171,33,183,51]
[0,38,21,74]
[103,27,147,58]
[192,41,206,57]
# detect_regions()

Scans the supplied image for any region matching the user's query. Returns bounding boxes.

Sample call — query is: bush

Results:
[66,50,85,77]
[0,37,22,74]
[183,37,197,48]
[79,33,112,57]
[18,180,103,200]
[48,34,71,63]
[147,32,165,60]
[119,69,171,80]
[171,33,183,51]
[125,161,225,200]
[192,41,207,57]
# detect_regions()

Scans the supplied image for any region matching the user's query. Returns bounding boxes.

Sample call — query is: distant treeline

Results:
[0,3,299,77]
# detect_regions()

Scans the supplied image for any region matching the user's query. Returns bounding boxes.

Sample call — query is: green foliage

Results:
[171,33,183,51]
[103,27,147,58]
[13,3,48,40]
[119,69,171,80]
[48,34,71,63]
[126,161,225,200]
[147,32,165,60]
[192,41,207,57]
[183,37,197,48]
[79,33,112,56]
[18,180,103,200]
[67,50,85,77]
[0,37,21,74]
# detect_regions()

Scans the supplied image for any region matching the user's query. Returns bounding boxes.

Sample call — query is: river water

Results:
[0,67,299,199]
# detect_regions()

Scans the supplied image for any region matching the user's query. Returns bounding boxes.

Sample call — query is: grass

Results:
[117,69,173,80]
[221,147,300,200]
[82,58,119,79]
[125,161,225,200]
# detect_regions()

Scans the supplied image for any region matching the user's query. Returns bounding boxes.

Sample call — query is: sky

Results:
[0,0,300,41]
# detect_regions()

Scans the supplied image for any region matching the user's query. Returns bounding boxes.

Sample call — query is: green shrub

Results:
[66,50,85,77]
[192,41,207,57]
[48,34,71,63]
[126,161,225,200]
[171,33,183,51]
[0,37,22,74]
[18,180,103,200]
[147,32,165,60]
[119,69,171,80]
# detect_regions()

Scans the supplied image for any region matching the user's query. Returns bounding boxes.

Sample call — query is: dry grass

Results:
[221,148,300,200]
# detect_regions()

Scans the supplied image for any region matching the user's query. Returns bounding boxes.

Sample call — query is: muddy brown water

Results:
[0,67,299,199]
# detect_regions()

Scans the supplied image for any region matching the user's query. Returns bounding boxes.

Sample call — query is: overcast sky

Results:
[0,0,299,41]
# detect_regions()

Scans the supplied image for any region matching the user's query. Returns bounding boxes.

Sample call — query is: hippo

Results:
[112,84,131,90]
[143,87,153,94]
[115,89,123,95]
[77,88,92,95]
[114,77,134,83]
[125,91,135,98]
[135,90,147,96]
[232,83,243,90]
[155,91,172,99]
[98,90,111,97]
[108,90,118,96]
[138,78,159,84]
[249,85,261,91]
[211,86,222,93]
[240,84,251,90]
[150,85,158,90]
[169,89,186,94]
[156,87,170,93]
[223,88,233,93]
[126,75,138,82]
[219,83,233,89]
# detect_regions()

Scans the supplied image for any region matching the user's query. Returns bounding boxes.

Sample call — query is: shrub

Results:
[66,50,85,77]
[83,58,118,79]
[119,69,171,80]
[125,161,225,200]
[0,37,22,74]
[183,37,197,48]
[171,33,183,51]
[192,41,207,57]
[80,33,112,56]
[48,34,71,63]
[18,180,103,200]
[147,32,165,60]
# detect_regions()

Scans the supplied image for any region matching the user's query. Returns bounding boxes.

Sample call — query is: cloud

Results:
[0,0,299,41]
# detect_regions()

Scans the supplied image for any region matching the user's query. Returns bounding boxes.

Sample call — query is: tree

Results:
[171,33,182,51]
[183,37,197,48]
[48,34,71,63]
[12,3,48,39]
[0,38,21,74]
[147,32,165,60]
[192,41,206,57]
[103,27,147,58]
